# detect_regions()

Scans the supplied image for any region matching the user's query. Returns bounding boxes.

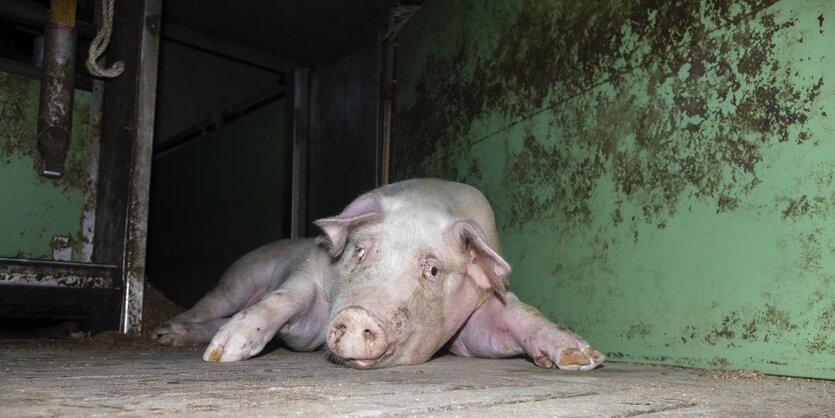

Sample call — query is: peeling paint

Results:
[0,258,115,288]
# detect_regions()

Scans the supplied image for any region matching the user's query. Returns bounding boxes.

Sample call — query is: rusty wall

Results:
[0,71,91,260]
[392,0,834,378]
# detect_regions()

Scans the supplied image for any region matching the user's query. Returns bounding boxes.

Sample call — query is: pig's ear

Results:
[446,219,511,296]
[314,193,383,256]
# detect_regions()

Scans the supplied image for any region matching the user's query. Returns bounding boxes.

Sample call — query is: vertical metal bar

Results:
[290,68,310,239]
[81,80,102,263]
[378,32,396,186]
[120,0,162,334]
[81,0,105,261]
[36,0,77,177]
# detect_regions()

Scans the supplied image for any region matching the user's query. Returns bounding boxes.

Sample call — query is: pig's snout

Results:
[327,307,388,363]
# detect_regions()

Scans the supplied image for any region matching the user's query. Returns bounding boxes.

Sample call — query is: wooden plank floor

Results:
[1,343,832,417]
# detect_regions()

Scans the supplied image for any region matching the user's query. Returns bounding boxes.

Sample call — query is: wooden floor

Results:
[1,341,832,417]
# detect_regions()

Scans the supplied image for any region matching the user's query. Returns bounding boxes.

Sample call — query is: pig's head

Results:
[314,192,511,369]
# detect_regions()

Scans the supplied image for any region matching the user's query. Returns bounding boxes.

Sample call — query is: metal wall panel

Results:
[307,45,380,234]
[392,0,835,379]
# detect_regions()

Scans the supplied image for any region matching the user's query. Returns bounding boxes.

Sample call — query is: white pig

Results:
[153,179,604,370]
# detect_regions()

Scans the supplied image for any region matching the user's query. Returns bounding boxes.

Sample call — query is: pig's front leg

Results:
[203,278,325,362]
[450,292,605,371]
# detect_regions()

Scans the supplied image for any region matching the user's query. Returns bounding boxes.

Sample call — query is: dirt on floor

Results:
[0,283,816,387]
[72,282,187,347]
[2,283,832,417]
[1,282,195,351]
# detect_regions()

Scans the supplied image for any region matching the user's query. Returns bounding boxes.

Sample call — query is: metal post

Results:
[291,68,310,239]
[36,0,77,177]
[120,0,162,334]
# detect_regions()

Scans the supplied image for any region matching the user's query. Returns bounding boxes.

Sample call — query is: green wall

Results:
[392,0,834,379]
[147,99,287,308]
[0,71,91,261]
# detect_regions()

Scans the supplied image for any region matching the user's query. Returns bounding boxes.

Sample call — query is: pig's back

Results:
[376,179,502,253]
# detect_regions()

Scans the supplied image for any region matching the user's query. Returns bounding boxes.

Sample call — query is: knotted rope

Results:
[85,0,124,78]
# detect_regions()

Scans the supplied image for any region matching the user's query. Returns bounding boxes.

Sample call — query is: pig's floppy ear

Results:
[446,219,511,296]
[314,193,383,256]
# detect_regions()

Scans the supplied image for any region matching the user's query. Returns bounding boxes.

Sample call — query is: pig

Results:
[152,178,605,371]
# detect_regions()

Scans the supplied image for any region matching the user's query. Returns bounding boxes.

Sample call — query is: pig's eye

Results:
[354,247,366,259]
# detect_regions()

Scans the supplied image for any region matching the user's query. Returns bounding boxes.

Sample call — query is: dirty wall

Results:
[392,0,834,378]
[0,71,91,260]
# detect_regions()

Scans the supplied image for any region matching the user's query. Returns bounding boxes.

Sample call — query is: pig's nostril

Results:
[327,307,388,362]
[331,324,346,340]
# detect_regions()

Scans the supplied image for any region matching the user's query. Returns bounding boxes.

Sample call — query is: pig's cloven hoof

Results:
[544,347,605,371]
[202,310,277,362]
[151,323,187,347]
[204,346,224,362]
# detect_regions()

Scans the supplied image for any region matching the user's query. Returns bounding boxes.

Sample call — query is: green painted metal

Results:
[392,0,834,379]
[147,99,287,308]
[0,71,91,260]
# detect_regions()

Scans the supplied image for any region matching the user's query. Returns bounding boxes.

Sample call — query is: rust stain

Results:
[49,235,74,251]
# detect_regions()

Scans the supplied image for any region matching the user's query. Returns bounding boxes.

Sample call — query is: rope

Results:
[85,0,124,78]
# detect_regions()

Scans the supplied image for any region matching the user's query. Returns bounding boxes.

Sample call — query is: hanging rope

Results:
[85,0,124,78]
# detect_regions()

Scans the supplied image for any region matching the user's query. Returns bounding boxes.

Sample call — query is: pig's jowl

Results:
[153,179,605,371]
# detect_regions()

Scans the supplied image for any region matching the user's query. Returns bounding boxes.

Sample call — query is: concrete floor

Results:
[1,342,832,417]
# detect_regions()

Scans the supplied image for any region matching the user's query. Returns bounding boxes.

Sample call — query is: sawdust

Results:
[0,281,196,351]
[76,281,187,347]
[700,369,767,380]
[619,362,769,380]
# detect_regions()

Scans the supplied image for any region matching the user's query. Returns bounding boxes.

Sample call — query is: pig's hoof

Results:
[202,338,250,362]
[203,320,270,362]
[203,332,243,362]
[543,347,605,371]
[151,323,188,346]
[203,346,225,362]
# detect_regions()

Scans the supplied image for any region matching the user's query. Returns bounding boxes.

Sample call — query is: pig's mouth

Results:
[345,358,379,369]
[325,347,395,369]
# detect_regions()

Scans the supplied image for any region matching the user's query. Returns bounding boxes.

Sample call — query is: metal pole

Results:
[291,68,310,239]
[36,0,77,177]
[120,0,162,334]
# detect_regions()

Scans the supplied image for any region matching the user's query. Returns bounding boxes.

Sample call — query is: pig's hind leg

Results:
[153,318,229,346]
[152,270,271,346]
[449,292,605,371]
